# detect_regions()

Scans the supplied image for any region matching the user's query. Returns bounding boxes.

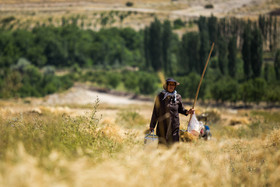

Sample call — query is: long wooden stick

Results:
[188,42,215,125]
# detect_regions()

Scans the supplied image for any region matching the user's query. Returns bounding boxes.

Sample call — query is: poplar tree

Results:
[198,30,209,74]
[149,18,162,71]
[180,32,200,74]
[197,16,208,32]
[162,20,172,75]
[251,27,263,78]
[242,22,252,80]
[218,36,227,75]
[144,27,150,70]
[258,15,267,40]
[208,15,218,55]
[275,49,280,80]
[228,36,237,78]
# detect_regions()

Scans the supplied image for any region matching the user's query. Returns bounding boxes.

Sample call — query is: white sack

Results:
[187,113,204,133]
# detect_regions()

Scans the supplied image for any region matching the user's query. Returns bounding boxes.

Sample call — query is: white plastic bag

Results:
[187,113,203,133]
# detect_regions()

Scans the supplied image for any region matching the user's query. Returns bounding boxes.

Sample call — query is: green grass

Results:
[0,100,123,164]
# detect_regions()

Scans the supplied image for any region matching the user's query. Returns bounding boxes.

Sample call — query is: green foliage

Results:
[1,16,16,24]
[126,2,134,7]
[218,36,227,75]
[123,71,140,92]
[251,27,263,78]
[0,58,73,98]
[149,18,163,71]
[0,15,279,104]
[173,18,185,29]
[175,73,200,99]
[107,72,121,89]
[210,77,239,103]
[242,22,252,80]
[207,15,218,55]
[240,78,267,104]
[197,16,207,32]
[265,83,280,103]
[204,4,214,9]
[228,36,237,78]
[179,32,200,74]
[275,49,280,80]
[198,30,209,74]
[138,72,158,95]
[162,20,172,75]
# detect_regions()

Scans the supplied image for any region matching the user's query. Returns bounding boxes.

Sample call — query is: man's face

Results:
[167,82,176,93]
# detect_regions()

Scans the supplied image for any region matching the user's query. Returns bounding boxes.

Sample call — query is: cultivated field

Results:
[0,0,279,31]
[1,86,280,186]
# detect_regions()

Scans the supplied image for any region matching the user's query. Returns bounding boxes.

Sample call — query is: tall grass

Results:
[1,105,280,186]
[211,110,280,140]
[0,99,123,162]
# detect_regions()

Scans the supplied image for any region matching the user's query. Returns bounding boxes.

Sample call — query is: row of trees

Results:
[0,58,72,98]
[0,25,143,68]
[144,15,279,79]
[0,14,280,104]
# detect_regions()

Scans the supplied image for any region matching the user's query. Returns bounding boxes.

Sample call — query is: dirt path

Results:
[44,86,151,106]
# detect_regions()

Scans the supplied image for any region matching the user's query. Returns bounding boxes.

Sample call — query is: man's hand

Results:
[187,108,195,115]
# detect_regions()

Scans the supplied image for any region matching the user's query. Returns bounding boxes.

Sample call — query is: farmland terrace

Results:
[0,0,279,30]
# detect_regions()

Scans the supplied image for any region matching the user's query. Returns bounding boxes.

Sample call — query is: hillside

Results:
[0,0,279,31]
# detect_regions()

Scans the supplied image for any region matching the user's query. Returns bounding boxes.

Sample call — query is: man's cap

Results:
[166,78,180,86]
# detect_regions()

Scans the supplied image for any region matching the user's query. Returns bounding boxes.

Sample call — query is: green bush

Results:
[204,4,214,9]
[1,16,16,24]
[240,78,266,104]
[265,83,280,104]
[123,71,139,92]
[126,2,134,7]
[173,19,186,29]
[138,72,158,95]
[210,77,239,103]
[107,72,121,88]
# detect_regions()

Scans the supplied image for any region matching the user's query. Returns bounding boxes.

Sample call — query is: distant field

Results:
[0,0,279,31]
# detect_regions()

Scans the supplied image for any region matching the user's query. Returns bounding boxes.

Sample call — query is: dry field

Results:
[1,86,280,186]
[0,0,279,30]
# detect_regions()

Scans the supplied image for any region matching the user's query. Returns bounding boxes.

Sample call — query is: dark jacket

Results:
[150,91,188,145]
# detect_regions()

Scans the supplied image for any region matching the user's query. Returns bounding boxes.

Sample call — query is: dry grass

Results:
[1,98,280,186]
[1,133,280,186]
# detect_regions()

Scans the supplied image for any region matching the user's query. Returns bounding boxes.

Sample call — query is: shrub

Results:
[138,73,158,95]
[204,4,214,9]
[173,18,186,29]
[123,71,139,92]
[126,2,134,7]
[107,73,121,88]
[1,16,16,24]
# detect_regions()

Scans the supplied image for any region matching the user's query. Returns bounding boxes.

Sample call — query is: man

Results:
[149,78,194,146]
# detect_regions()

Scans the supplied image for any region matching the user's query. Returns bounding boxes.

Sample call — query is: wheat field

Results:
[0,97,280,187]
